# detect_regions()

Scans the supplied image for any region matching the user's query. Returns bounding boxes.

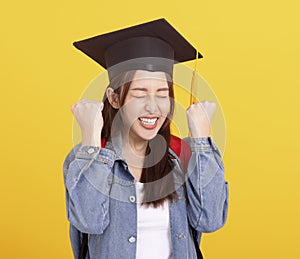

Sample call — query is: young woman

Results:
[63,19,228,259]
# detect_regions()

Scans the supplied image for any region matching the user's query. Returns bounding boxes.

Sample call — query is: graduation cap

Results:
[73,18,202,81]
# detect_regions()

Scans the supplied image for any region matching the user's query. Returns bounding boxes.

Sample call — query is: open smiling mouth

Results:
[138,117,159,128]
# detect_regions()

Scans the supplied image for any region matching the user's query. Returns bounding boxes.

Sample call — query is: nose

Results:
[145,94,158,113]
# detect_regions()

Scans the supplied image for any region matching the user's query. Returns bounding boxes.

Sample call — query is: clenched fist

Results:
[186,101,216,138]
[71,99,104,147]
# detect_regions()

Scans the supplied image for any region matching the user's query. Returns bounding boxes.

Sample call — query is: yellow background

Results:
[1,0,300,258]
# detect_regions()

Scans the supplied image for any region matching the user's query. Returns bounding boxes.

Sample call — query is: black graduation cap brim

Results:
[73,18,203,79]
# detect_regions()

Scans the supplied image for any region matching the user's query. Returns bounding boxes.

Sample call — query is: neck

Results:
[121,131,148,168]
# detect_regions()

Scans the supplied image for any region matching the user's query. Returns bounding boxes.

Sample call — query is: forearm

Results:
[185,137,229,232]
[63,145,114,234]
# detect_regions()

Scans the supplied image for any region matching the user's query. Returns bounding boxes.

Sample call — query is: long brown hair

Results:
[101,70,178,207]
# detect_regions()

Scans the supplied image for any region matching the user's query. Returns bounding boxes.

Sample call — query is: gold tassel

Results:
[190,51,199,105]
[188,52,199,137]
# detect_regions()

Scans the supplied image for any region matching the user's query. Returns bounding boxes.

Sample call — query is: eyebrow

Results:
[130,87,169,92]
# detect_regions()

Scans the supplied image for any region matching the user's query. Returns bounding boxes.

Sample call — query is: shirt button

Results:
[87,148,95,154]
[129,196,136,203]
[128,236,136,243]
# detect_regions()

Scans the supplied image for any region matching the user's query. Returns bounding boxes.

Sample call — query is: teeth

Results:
[139,117,158,125]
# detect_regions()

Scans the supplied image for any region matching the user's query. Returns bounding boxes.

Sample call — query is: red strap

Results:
[170,135,191,172]
[101,138,107,148]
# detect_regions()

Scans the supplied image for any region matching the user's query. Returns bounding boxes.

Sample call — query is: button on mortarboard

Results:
[73,18,202,80]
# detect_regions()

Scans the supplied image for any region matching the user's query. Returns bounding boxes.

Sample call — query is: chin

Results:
[132,129,159,142]
[141,132,159,141]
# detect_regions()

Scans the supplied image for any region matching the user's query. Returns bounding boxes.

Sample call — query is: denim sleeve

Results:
[63,144,115,234]
[184,137,229,233]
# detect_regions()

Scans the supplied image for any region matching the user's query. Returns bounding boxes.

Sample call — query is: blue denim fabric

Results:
[63,136,228,259]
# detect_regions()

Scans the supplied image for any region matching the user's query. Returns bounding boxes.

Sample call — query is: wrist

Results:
[190,128,210,138]
[81,131,101,147]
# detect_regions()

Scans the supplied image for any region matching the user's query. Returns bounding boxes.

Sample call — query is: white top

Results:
[135,182,173,259]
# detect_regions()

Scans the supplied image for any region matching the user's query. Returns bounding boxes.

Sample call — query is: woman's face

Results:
[120,70,171,142]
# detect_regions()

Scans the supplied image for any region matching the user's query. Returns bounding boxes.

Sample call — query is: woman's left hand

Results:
[186,101,216,138]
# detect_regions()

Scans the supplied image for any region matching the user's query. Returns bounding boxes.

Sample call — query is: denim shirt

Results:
[63,136,228,259]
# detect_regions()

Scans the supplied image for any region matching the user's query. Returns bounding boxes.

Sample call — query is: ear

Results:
[106,87,120,109]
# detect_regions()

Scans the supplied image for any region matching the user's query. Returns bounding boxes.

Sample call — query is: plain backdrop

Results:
[1,0,300,258]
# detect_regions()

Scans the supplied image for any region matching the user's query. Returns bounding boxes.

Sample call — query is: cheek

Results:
[159,100,171,116]
[119,100,141,122]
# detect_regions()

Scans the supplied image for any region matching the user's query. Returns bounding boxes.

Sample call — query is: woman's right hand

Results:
[71,99,104,147]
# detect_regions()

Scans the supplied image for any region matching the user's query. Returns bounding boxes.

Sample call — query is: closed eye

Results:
[130,88,146,98]
[156,88,169,99]
[134,95,146,99]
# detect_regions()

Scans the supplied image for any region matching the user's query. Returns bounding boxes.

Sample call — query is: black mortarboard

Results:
[73,18,202,80]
